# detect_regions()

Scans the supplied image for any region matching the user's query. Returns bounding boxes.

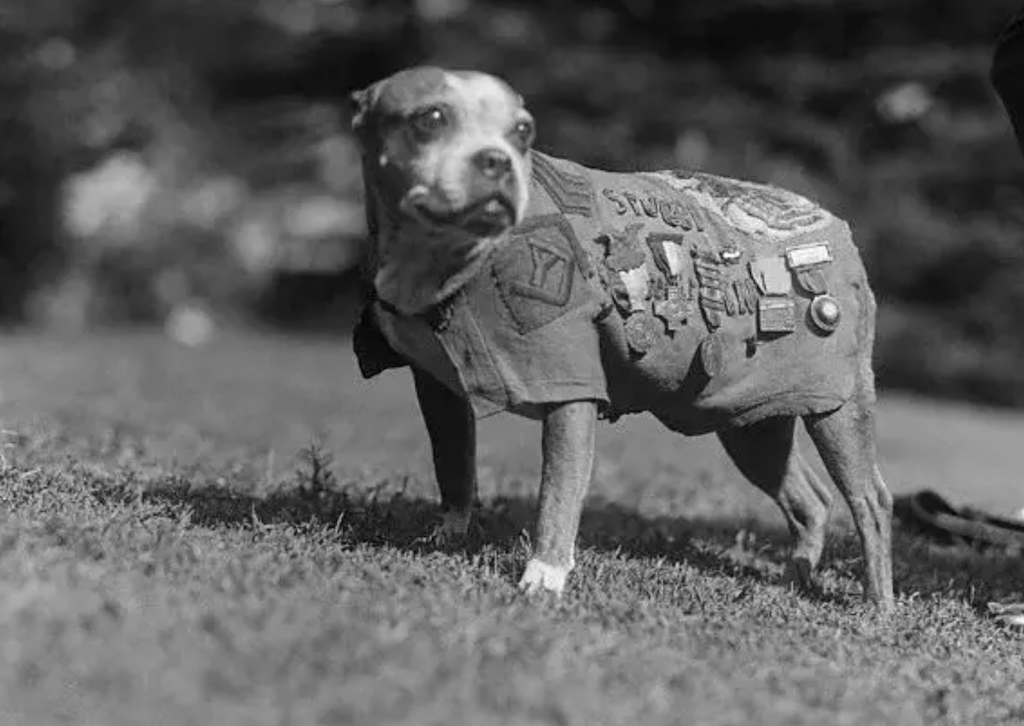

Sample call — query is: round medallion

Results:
[624,313,661,356]
[809,294,841,334]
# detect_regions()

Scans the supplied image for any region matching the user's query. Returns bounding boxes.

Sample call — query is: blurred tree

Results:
[0,24,63,321]
[1,0,1024,403]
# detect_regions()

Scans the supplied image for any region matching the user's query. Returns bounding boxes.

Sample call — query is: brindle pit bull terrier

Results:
[350,66,894,610]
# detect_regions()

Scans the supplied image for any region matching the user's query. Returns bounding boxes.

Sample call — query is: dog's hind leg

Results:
[718,416,833,593]
[804,389,894,610]
[413,366,477,545]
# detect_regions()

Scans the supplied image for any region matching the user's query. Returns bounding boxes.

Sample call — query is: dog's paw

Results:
[988,602,1024,628]
[418,509,472,549]
[518,558,571,596]
[783,557,818,592]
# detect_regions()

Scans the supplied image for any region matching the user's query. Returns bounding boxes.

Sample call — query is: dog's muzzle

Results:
[403,171,520,237]
[409,193,517,237]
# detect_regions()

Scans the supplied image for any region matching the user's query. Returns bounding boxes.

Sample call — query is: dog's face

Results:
[351,66,534,238]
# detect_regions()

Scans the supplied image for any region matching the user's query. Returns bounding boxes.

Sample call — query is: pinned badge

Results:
[758,295,796,334]
[646,232,687,278]
[698,285,725,330]
[700,332,732,378]
[618,265,650,312]
[701,286,725,305]
[720,247,742,265]
[693,249,726,331]
[653,283,689,332]
[785,242,832,270]
[724,285,739,316]
[750,256,791,295]
[809,294,841,334]
[794,268,828,296]
[624,313,662,356]
[734,279,759,316]
[693,258,723,283]
[601,223,646,272]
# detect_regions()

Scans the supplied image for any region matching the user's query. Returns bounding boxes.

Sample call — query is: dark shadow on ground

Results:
[137,475,794,583]
[130,475,1024,608]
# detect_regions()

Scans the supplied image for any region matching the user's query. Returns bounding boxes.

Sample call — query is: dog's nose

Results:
[472,148,512,180]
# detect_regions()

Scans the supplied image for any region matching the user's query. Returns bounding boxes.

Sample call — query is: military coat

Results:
[355,152,869,434]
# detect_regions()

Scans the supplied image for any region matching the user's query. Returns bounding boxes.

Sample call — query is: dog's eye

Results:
[409,107,449,139]
[511,119,535,148]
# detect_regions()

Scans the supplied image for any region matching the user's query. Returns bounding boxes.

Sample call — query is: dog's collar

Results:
[373,290,460,332]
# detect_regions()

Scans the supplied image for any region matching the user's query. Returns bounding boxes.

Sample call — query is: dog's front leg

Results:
[519,400,598,596]
[412,366,477,545]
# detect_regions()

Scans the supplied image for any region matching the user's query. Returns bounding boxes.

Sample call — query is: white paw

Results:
[518,558,571,596]
[989,602,1024,628]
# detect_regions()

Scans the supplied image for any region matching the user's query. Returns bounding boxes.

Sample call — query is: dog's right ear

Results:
[349,82,380,136]
[349,88,369,133]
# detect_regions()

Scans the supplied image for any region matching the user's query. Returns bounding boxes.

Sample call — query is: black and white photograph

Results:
[0,0,1023,723]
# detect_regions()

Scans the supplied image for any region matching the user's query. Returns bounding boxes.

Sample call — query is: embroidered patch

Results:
[526,214,594,279]
[531,154,593,217]
[492,216,590,334]
[660,198,697,230]
[516,244,574,305]
[602,187,703,231]
[656,171,832,240]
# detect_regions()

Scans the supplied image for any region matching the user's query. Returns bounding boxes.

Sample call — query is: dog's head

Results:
[351,66,534,239]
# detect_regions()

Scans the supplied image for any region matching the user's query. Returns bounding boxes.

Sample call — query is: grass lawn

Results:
[0,330,1022,726]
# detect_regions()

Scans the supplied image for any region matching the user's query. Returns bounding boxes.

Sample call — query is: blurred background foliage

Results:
[2,0,1024,404]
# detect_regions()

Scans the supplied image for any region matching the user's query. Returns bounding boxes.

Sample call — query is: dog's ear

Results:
[349,88,370,133]
[349,82,382,135]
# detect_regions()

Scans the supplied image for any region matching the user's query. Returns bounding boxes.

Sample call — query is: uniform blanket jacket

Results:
[355,152,870,434]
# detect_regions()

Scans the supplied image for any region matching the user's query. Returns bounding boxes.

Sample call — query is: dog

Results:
[349,66,894,610]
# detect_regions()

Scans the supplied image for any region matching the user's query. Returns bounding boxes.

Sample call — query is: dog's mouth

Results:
[405,192,517,237]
